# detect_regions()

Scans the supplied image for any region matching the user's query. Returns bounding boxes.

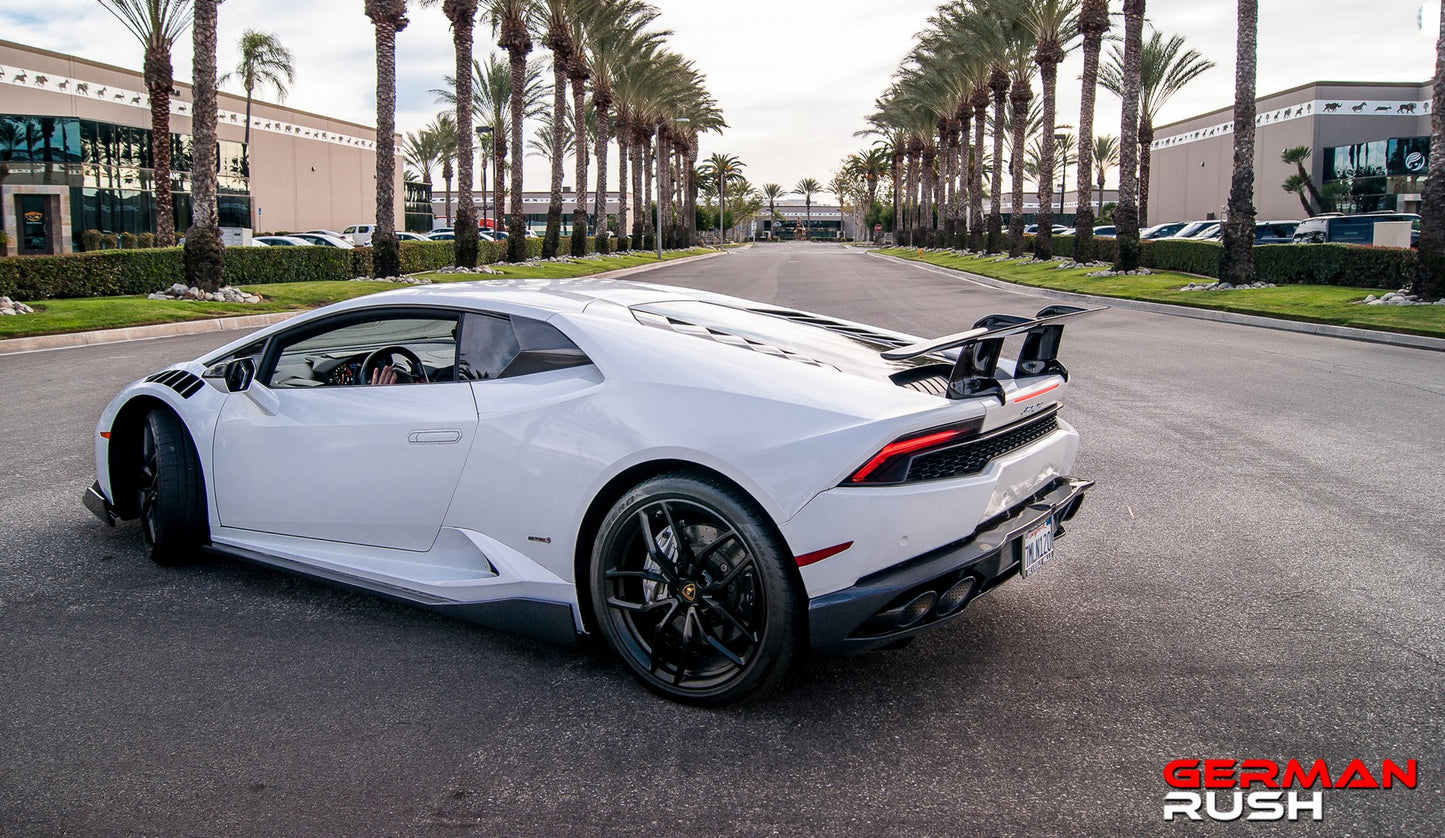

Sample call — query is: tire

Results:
[137,409,208,565]
[590,473,801,706]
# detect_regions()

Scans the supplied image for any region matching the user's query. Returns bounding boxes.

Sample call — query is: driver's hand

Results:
[370,364,397,385]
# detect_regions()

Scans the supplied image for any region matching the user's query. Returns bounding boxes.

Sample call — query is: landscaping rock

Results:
[350,275,434,285]
[150,284,262,303]
[0,296,35,315]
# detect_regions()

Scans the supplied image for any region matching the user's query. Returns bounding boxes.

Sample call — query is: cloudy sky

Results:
[3,1,1440,196]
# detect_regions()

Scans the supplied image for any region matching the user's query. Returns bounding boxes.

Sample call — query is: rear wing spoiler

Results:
[881,305,1105,401]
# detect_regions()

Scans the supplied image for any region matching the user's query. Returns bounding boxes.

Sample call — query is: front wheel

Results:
[137,409,208,565]
[590,474,801,706]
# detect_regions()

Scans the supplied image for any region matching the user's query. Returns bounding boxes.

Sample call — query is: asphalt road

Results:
[1,242,1441,836]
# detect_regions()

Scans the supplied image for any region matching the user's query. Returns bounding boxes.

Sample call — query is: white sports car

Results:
[85,279,1096,704]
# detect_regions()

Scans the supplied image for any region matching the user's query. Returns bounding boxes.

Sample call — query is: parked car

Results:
[253,235,315,247]
[397,231,430,242]
[1023,224,1073,236]
[426,231,455,241]
[292,232,355,249]
[82,279,1098,705]
[1092,225,1116,238]
[1142,222,1189,239]
[305,229,346,240]
[341,224,375,246]
[1292,213,1420,247]
[1194,223,1223,240]
[478,231,504,242]
[430,227,454,235]
[1164,221,1216,239]
[1254,221,1300,245]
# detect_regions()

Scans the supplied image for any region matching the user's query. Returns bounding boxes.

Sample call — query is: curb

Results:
[868,251,1445,353]
[0,250,726,357]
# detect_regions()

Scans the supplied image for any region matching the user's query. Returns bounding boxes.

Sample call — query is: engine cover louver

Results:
[145,369,204,398]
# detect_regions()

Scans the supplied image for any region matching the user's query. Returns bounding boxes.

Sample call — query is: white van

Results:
[341,224,375,246]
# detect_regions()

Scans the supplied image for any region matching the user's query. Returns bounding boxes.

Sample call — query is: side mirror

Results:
[224,357,255,392]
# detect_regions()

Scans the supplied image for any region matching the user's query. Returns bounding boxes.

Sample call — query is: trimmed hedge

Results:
[1,233,617,301]
[1140,239,1223,277]
[1253,243,1416,290]
[0,248,185,300]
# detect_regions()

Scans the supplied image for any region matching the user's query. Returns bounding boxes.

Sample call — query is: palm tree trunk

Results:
[904,145,919,245]
[970,93,988,250]
[494,122,507,246]
[686,135,699,245]
[922,145,937,245]
[891,151,903,242]
[1036,58,1060,261]
[616,123,630,249]
[543,51,567,258]
[505,44,529,263]
[448,0,479,268]
[988,70,1009,253]
[1219,0,1258,285]
[630,127,645,248]
[368,4,405,278]
[1075,0,1107,264]
[1414,5,1445,299]
[145,45,176,246]
[184,0,223,291]
[570,68,588,256]
[592,87,612,251]
[1008,79,1032,257]
[1113,0,1145,272]
[642,129,654,243]
[1138,113,1153,228]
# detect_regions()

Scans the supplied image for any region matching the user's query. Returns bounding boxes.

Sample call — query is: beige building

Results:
[1,39,402,254]
[1148,80,1432,225]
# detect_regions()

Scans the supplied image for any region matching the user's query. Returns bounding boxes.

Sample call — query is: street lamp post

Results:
[476,126,493,233]
[656,118,687,260]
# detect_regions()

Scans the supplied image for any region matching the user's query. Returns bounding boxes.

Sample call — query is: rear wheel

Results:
[137,409,208,565]
[590,474,801,706]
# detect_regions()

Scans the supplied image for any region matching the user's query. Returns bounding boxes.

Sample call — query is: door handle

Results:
[408,429,463,444]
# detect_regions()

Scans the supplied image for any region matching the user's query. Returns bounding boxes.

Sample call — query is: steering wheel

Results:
[359,345,428,384]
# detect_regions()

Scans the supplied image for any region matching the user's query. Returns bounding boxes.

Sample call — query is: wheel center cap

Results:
[680,582,698,602]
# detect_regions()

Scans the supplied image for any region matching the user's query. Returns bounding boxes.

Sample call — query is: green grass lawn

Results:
[0,248,713,341]
[877,248,1445,340]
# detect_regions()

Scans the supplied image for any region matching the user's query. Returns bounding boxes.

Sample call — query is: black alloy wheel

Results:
[591,474,801,706]
[137,409,208,565]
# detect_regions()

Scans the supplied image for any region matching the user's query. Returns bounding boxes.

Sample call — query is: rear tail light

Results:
[847,418,984,484]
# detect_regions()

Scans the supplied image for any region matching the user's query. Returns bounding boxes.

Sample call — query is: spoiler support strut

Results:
[880,305,1104,400]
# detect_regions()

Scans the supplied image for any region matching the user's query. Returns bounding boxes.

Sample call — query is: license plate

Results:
[1019,517,1055,578]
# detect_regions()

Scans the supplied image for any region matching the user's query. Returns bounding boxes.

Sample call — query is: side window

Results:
[458,313,590,380]
[264,313,460,388]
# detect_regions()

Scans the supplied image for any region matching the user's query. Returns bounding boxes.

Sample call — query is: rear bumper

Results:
[83,481,116,526]
[806,476,1092,655]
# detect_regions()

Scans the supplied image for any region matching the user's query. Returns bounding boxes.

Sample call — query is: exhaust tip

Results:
[896,591,938,628]
[935,576,977,616]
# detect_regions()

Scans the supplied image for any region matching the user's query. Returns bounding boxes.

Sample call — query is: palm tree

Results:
[703,153,744,243]
[760,182,786,240]
[366,0,408,278]
[426,113,459,224]
[220,30,294,152]
[97,0,192,246]
[539,0,574,258]
[1219,0,1258,285]
[794,177,823,241]
[1112,0,1145,272]
[1024,0,1081,260]
[1073,0,1108,261]
[1101,29,1214,226]
[1093,133,1118,217]
[1280,146,1327,216]
[184,0,223,291]
[830,170,855,241]
[403,127,441,188]
[420,0,481,266]
[488,0,536,262]
[850,147,889,235]
[1415,7,1445,300]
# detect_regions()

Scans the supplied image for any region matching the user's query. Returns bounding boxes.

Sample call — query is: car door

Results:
[211,308,479,552]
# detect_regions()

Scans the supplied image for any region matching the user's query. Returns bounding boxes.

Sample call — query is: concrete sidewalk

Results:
[868,250,1445,353]
[0,250,725,356]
